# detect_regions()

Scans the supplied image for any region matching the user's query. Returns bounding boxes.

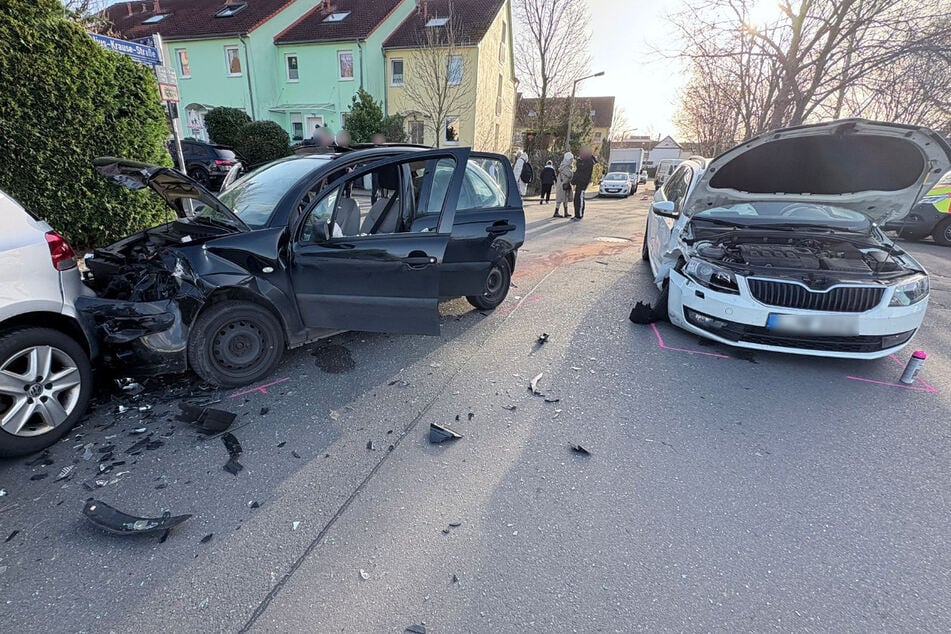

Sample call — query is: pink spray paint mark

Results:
[844,353,937,393]
[229,377,291,399]
[650,323,730,359]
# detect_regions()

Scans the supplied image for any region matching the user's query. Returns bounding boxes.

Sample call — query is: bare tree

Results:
[673,62,742,157]
[63,0,114,33]
[400,5,476,149]
[513,0,591,151]
[610,105,631,141]
[670,0,951,136]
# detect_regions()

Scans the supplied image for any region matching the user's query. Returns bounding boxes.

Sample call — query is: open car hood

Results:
[683,120,951,224]
[94,157,249,232]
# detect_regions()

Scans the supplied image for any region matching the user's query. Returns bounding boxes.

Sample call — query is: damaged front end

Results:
[77,236,207,376]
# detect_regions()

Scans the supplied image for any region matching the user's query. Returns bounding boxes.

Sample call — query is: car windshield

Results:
[218,158,329,228]
[604,173,627,181]
[693,202,872,232]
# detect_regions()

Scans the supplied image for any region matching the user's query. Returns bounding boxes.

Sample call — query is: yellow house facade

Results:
[382,0,516,154]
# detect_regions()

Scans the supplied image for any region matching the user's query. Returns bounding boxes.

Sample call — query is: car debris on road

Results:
[82,499,192,536]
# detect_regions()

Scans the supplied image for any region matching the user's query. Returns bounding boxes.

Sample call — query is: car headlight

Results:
[889,275,929,306]
[684,258,739,294]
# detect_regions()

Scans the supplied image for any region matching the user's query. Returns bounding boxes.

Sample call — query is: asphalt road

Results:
[2,190,950,633]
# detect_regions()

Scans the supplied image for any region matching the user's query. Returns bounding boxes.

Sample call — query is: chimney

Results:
[153,0,160,12]
[423,0,428,20]
[126,2,132,17]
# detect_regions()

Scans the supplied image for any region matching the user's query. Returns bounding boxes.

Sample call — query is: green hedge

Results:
[235,121,291,167]
[205,107,251,148]
[0,0,171,250]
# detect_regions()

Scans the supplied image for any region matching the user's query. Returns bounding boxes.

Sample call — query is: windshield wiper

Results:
[692,216,750,228]
[759,223,866,234]
[189,215,240,231]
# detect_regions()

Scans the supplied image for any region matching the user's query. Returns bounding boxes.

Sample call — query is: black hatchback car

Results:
[79,147,525,387]
[169,139,243,191]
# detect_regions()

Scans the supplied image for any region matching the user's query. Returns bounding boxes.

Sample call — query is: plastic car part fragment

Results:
[177,404,236,435]
[82,499,192,535]
[570,444,591,456]
[529,373,545,396]
[429,423,463,444]
[221,433,243,475]
[629,301,667,324]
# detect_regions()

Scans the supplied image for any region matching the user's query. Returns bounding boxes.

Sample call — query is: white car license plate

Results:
[766,313,859,336]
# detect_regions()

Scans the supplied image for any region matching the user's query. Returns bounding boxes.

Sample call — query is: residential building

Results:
[105,0,415,143]
[514,95,616,154]
[648,135,684,165]
[382,0,517,153]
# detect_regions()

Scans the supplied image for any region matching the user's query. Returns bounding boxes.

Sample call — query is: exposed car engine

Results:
[694,236,905,275]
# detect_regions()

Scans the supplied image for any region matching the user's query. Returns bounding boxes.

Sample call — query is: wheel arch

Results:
[0,312,92,356]
[202,287,290,347]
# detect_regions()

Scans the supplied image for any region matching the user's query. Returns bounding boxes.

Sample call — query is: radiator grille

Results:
[747,279,884,313]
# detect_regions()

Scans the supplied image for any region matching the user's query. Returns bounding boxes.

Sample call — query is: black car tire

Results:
[932,217,951,246]
[188,301,285,388]
[0,328,92,458]
[188,167,210,187]
[467,258,512,311]
[641,229,650,261]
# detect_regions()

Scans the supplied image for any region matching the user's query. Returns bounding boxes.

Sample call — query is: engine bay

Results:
[693,235,905,276]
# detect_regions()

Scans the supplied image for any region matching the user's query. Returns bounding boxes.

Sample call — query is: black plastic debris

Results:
[5,530,19,543]
[222,433,243,475]
[82,499,192,536]
[259,407,269,416]
[29,473,49,481]
[200,533,213,544]
[125,437,151,455]
[313,344,356,374]
[429,423,463,444]
[277,441,287,448]
[544,397,561,404]
[224,458,243,475]
[176,404,235,435]
[449,522,462,528]
[502,405,517,411]
[54,465,75,482]
[24,452,53,467]
[291,451,301,459]
[537,333,549,344]
[468,412,474,421]
[249,501,260,509]
[570,444,592,456]
[366,440,374,451]
[629,300,667,324]
[451,574,459,584]
[405,625,426,634]
[158,529,171,544]
[155,483,168,490]
[145,440,164,451]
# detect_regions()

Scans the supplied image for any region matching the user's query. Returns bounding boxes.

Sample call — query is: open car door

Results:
[290,148,470,336]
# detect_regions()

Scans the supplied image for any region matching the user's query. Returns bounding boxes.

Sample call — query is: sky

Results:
[580,0,688,140]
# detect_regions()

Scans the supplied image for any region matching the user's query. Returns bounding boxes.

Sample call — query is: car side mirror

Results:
[316,220,331,242]
[651,200,679,219]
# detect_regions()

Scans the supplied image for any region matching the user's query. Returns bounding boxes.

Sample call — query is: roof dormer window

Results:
[323,11,351,22]
[426,17,449,27]
[142,13,169,24]
[215,2,248,18]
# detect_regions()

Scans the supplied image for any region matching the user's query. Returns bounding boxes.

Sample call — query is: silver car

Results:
[0,190,94,457]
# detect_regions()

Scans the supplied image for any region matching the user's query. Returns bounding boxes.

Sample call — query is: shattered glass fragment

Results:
[97,445,115,454]
[54,465,75,482]
[537,333,549,344]
[137,405,152,413]
[4,530,18,543]
[291,451,301,459]
[29,473,48,481]
[529,373,545,396]
[200,533,213,544]
[329,410,340,421]
[502,405,517,411]
[570,444,592,456]
[82,499,192,535]
[429,423,462,444]
[359,569,369,580]
[116,405,130,415]
[81,443,96,460]
[131,428,148,435]
[249,501,260,509]
[0,489,7,497]
[292,521,300,530]
[277,441,287,448]
[313,345,356,374]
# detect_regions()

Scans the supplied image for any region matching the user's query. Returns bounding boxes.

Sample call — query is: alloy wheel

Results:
[0,345,82,437]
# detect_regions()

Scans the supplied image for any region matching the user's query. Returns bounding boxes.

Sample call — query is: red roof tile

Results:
[275,0,404,44]
[383,0,505,48]
[104,0,296,40]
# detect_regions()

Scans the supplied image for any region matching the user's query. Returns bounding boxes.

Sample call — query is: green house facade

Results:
[105,0,414,143]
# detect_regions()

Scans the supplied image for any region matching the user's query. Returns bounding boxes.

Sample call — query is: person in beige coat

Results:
[554,151,574,218]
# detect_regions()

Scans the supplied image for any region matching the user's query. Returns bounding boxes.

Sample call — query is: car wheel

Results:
[0,328,92,457]
[932,217,951,246]
[188,301,284,388]
[188,168,210,187]
[467,258,512,311]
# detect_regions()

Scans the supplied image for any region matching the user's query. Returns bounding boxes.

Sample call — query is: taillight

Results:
[215,159,235,166]
[45,231,77,271]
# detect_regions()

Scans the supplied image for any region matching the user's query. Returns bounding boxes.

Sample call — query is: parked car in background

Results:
[639,170,648,184]
[883,170,951,245]
[169,139,243,191]
[643,120,951,359]
[654,158,683,188]
[83,146,525,388]
[0,190,94,457]
[599,172,636,197]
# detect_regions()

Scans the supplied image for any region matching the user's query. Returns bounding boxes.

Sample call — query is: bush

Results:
[382,114,408,143]
[344,89,386,144]
[205,107,251,148]
[0,0,170,249]
[235,121,291,167]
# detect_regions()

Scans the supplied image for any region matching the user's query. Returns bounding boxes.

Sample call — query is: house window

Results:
[338,51,354,80]
[290,113,304,142]
[285,54,299,82]
[341,113,350,129]
[390,58,404,86]
[447,55,463,86]
[143,14,169,24]
[499,21,507,64]
[225,46,242,76]
[176,49,190,78]
[496,74,502,115]
[323,11,351,22]
[444,116,460,145]
[216,2,247,18]
[426,17,449,27]
[409,120,425,145]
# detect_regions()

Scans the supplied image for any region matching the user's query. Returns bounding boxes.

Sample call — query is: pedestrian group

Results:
[514,147,599,220]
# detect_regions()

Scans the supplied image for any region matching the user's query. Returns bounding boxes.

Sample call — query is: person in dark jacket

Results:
[571,147,597,219]
[539,160,556,205]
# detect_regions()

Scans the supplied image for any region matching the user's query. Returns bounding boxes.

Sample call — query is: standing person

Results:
[554,151,574,218]
[539,160,556,205]
[513,151,529,197]
[572,147,597,220]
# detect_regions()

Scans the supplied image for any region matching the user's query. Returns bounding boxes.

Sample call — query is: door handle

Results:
[402,255,437,269]
[486,223,516,235]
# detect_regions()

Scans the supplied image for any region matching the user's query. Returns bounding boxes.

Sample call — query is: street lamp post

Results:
[565,71,605,152]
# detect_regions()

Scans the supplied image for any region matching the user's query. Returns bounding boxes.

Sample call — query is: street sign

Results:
[88,32,160,66]
[158,83,180,103]
[155,64,177,85]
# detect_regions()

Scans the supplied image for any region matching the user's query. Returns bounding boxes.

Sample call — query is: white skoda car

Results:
[643,120,951,358]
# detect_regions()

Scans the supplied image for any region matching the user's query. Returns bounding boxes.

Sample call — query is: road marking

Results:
[845,354,938,393]
[650,323,730,359]
[229,377,291,398]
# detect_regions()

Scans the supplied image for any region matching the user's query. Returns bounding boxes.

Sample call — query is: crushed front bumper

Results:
[75,297,188,375]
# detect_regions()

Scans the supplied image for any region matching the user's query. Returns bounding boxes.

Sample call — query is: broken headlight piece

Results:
[889,274,929,306]
[684,258,740,294]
